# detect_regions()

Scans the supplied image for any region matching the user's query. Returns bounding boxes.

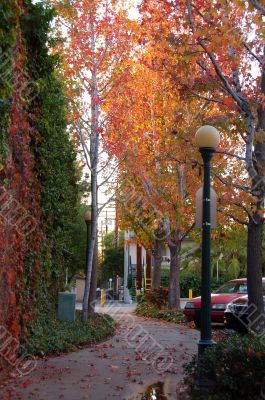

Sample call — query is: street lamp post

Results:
[84,210,92,278]
[195,126,220,385]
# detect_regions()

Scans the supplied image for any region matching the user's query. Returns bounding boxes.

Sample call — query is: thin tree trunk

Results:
[82,18,99,322]
[167,165,185,309]
[247,213,264,331]
[82,163,98,321]
[168,241,181,309]
[152,238,162,288]
[247,50,265,331]
[88,234,98,315]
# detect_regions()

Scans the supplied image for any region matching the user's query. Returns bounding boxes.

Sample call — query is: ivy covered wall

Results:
[0,1,17,162]
[22,0,80,305]
[0,0,80,355]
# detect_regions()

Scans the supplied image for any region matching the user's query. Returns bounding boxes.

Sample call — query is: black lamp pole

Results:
[198,147,215,357]
[195,125,220,389]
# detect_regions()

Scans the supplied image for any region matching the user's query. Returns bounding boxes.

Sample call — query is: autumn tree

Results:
[187,0,265,329]
[52,0,135,320]
[137,0,265,330]
[104,59,226,308]
[185,0,265,328]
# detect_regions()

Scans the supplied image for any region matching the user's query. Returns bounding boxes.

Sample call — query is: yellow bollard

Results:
[101,289,106,307]
[189,289,193,300]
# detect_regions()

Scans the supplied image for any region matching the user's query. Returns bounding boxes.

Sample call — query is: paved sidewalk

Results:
[0,305,199,400]
[75,301,137,313]
[76,299,188,311]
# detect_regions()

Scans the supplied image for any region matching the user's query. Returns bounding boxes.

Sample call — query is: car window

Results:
[214,282,238,294]
[238,284,248,293]
[215,281,265,294]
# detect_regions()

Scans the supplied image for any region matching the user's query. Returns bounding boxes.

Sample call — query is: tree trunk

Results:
[82,164,98,321]
[82,20,99,322]
[152,238,162,288]
[247,213,264,331]
[136,244,142,290]
[88,234,98,315]
[247,50,265,332]
[168,241,181,309]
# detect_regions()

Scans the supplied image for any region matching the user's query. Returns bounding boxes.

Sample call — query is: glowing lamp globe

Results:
[84,211,92,222]
[195,125,220,149]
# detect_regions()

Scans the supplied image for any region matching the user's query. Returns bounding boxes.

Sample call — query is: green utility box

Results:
[58,292,76,322]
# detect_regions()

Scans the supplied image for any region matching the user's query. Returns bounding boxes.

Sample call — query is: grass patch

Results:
[22,311,115,356]
[135,302,185,324]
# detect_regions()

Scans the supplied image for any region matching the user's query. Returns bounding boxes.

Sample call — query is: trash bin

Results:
[58,292,76,322]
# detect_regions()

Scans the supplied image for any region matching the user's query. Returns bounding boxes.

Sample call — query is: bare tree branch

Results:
[97,158,113,174]
[245,113,258,181]
[96,39,111,69]
[180,244,200,260]
[180,223,195,241]
[78,71,92,92]
[76,123,91,170]
[217,208,248,225]
[141,175,160,198]
[190,91,223,103]
[215,150,246,161]
[251,0,265,15]
[234,202,255,223]
[98,51,124,94]
[244,43,263,65]
[99,114,110,128]
[198,39,246,109]
[186,0,195,31]
[196,41,258,182]
[212,171,251,193]
[191,4,212,24]
[98,192,116,214]
[78,115,91,129]
[196,60,228,94]
[97,159,122,189]
[228,46,242,95]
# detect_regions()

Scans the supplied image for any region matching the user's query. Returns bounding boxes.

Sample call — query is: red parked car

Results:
[184,278,265,328]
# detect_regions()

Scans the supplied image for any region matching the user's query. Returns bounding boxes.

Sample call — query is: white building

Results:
[123,230,197,303]
[123,230,171,303]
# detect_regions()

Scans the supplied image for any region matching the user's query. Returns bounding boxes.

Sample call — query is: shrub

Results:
[181,274,228,298]
[160,269,170,287]
[158,272,229,297]
[184,334,265,400]
[22,311,115,355]
[136,303,160,318]
[136,292,145,304]
[136,302,185,324]
[144,287,169,309]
